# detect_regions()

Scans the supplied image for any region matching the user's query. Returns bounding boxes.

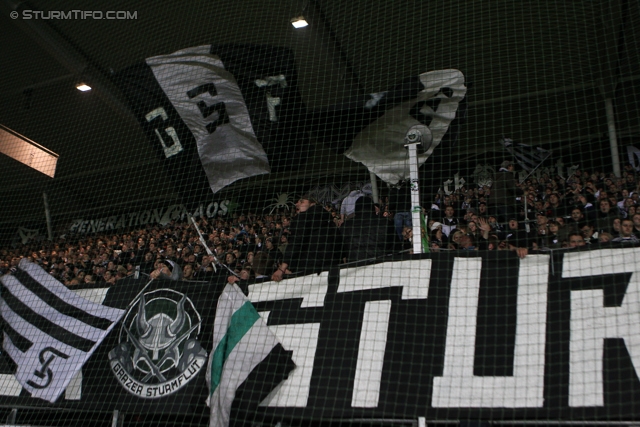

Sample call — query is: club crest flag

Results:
[0,259,124,402]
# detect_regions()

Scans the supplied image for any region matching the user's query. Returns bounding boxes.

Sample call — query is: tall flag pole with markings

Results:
[0,259,125,402]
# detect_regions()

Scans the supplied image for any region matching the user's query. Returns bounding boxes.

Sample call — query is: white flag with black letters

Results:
[116,44,309,212]
[0,259,124,402]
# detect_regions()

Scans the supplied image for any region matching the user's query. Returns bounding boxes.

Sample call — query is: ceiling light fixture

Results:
[76,82,92,92]
[291,16,308,28]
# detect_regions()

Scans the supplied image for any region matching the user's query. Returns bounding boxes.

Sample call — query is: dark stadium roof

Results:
[1,0,639,230]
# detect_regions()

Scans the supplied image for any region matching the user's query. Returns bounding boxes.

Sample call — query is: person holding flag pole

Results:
[500,136,552,232]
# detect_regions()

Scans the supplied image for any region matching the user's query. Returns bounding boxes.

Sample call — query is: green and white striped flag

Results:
[206,284,295,427]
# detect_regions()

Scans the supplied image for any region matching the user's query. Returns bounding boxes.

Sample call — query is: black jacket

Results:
[489,169,516,207]
[505,227,532,249]
[342,197,398,262]
[283,205,344,273]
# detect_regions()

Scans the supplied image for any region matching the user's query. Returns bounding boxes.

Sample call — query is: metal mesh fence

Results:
[1,1,640,426]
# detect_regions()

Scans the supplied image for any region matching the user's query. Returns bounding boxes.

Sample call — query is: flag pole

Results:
[189,215,240,278]
[524,196,530,233]
[189,215,218,273]
[43,192,53,241]
[369,172,379,204]
[604,97,622,178]
[405,127,423,254]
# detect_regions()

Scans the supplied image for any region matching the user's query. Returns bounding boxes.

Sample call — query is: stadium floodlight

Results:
[76,82,92,91]
[291,16,308,28]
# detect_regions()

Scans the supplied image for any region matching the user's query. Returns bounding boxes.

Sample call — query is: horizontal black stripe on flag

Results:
[0,284,96,352]
[13,268,113,330]
[1,318,33,353]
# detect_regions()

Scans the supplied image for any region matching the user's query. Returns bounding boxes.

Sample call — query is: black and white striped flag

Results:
[501,137,551,173]
[0,259,125,402]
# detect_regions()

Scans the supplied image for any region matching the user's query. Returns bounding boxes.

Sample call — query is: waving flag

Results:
[346,70,466,184]
[115,44,309,211]
[207,284,295,427]
[0,259,124,402]
[306,70,466,184]
[501,137,551,174]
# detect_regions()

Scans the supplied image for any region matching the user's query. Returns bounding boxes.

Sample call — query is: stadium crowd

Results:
[1,162,639,288]
[424,162,640,253]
